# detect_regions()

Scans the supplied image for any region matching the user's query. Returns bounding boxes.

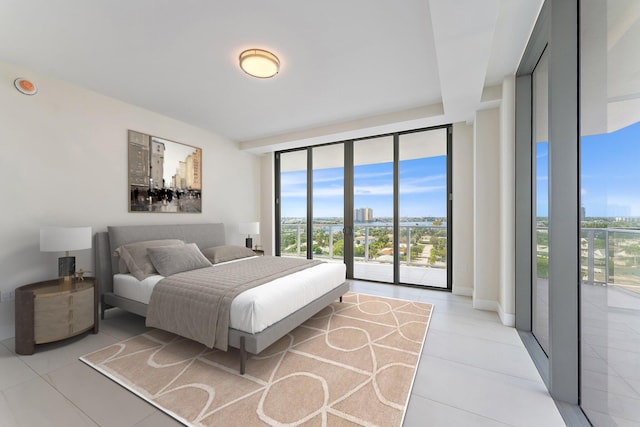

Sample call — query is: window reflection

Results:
[580,0,640,424]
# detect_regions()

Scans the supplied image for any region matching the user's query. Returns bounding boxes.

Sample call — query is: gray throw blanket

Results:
[146,256,323,351]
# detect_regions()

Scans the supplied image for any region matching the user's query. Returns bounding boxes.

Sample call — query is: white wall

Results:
[452,122,475,295]
[0,61,261,340]
[473,107,501,311]
[470,93,517,327]
[259,154,275,255]
[499,77,516,326]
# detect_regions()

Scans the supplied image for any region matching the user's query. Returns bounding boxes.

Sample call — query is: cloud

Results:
[354,170,393,180]
[313,187,344,197]
[313,169,344,184]
[355,184,394,196]
[280,173,307,187]
[400,183,446,194]
[282,168,446,199]
[281,189,307,198]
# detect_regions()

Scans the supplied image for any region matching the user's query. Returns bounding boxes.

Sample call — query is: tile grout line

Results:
[426,324,527,349]
[416,352,550,390]
[413,395,517,427]
[40,368,102,427]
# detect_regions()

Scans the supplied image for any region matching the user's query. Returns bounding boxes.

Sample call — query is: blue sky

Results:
[284,120,640,220]
[536,120,640,218]
[281,156,447,218]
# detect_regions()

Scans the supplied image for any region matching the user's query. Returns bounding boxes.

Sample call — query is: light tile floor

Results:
[0,281,566,426]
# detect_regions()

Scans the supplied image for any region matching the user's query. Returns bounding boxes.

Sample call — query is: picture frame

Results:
[128,130,202,213]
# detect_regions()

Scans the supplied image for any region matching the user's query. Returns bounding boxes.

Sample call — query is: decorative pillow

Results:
[114,239,184,280]
[147,243,213,276]
[202,245,256,264]
[117,258,129,274]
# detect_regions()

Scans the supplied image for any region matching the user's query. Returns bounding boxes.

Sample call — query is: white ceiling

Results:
[0,0,542,152]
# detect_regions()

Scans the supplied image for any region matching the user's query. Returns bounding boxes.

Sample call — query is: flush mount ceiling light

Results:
[239,49,280,78]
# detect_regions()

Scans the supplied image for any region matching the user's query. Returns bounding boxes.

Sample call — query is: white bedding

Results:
[113,257,346,334]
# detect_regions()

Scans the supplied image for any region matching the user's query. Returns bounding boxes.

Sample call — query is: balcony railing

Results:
[280,223,447,268]
[581,228,640,293]
[538,226,640,293]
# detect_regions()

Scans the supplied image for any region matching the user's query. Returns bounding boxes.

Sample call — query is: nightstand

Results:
[253,249,265,256]
[15,277,98,355]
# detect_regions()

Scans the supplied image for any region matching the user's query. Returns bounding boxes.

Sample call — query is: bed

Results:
[95,223,348,374]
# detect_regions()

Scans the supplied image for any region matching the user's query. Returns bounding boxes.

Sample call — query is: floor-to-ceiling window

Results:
[518,1,640,424]
[276,126,451,290]
[398,129,448,287]
[516,0,583,418]
[580,0,640,424]
[312,144,344,263]
[278,149,308,258]
[353,136,395,283]
[533,48,550,356]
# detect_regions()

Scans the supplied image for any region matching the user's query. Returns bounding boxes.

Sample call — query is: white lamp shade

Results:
[40,227,92,252]
[239,222,260,235]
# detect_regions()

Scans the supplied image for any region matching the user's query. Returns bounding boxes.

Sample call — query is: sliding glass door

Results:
[398,129,448,287]
[532,48,550,356]
[516,2,640,421]
[580,1,640,423]
[276,126,451,290]
[312,144,344,264]
[278,149,308,258]
[353,136,395,283]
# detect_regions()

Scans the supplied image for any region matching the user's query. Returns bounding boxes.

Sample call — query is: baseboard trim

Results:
[497,302,515,327]
[473,298,497,312]
[473,298,515,327]
[452,286,473,297]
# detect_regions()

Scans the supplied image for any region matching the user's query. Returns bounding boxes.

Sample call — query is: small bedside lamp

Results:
[40,226,92,283]
[239,222,260,249]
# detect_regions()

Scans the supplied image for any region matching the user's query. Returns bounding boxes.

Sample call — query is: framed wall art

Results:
[128,130,202,213]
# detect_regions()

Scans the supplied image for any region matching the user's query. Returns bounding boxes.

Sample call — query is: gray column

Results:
[548,0,579,404]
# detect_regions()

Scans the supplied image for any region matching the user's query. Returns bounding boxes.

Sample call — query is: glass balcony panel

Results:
[580,1,640,422]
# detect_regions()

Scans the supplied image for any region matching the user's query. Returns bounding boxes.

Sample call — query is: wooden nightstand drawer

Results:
[16,278,98,354]
[34,286,94,344]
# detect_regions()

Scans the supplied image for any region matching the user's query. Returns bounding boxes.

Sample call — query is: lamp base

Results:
[58,256,75,279]
[245,237,253,249]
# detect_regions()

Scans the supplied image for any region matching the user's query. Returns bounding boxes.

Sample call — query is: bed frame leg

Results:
[239,336,246,375]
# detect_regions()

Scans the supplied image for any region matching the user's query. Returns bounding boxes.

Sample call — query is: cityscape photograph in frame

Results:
[128,130,202,213]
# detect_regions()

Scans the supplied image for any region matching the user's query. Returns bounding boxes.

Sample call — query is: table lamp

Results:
[40,226,92,282]
[239,222,259,249]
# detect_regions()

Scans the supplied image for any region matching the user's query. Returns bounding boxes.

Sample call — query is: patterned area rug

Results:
[80,292,433,426]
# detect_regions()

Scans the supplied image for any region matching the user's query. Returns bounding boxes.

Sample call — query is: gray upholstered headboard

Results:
[95,223,226,296]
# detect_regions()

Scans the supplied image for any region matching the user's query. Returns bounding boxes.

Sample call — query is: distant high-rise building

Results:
[355,207,374,222]
[128,130,149,191]
[150,139,165,189]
